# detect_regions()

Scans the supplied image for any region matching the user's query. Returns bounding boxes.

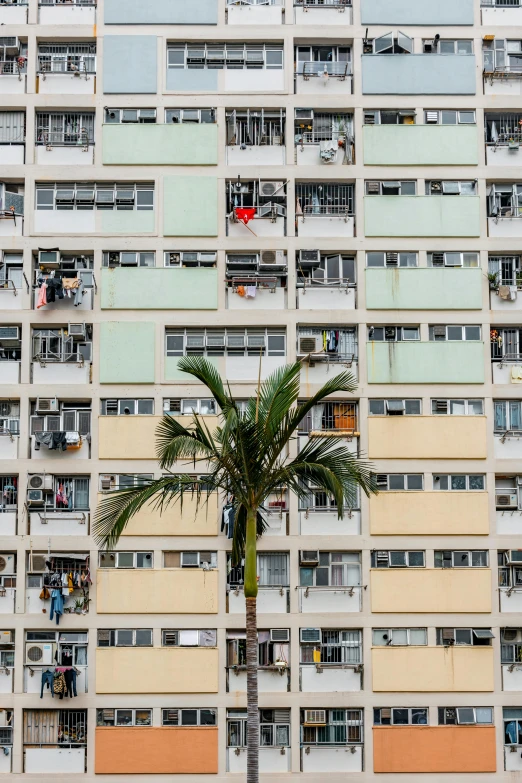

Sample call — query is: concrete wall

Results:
[364,196,481,237]
[361,0,474,24]
[363,125,478,165]
[362,55,476,95]
[164,176,218,236]
[372,646,494,691]
[100,268,218,310]
[368,416,487,459]
[366,341,485,384]
[370,569,492,613]
[98,415,218,458]
[103,36,157,93]
[116,493,219,537]
[97,569,218,613]
[370,491,489,535]
[365,268,482,309]
[104,0,217,24]
[99,321,155,383]
[102,124,218,166]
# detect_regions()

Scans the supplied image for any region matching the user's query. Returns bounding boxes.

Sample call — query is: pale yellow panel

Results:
[98,416,218,459]
[96,647,218,693]
[97,569,218,613]
[371,646,494,692]
[96,493,219,537]
[370,492,489,535]
[368,416,487,459]
[370,569,491,613]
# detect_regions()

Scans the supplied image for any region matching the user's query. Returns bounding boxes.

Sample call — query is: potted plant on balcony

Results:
[487,271,499,291]
[94,358,375,783]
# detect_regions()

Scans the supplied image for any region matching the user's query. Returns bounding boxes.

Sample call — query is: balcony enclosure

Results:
[38,0,96,25]
[24,629,88,692]
[226,252,287,310]
[23,709,87,773]
[297,252,355,309]
[0,40,27,94]
[297,326,357,383]
[31,326,92,384]
[26,554,90,616]
[37,42,96,95]
[0,475,17,534]
[488,183,522,236]
[0,110,24,164]
[300,629,362,692]
[0,182,24,236]
[227,553,290,614]
[35,112,94,165]
[226,179,286,237]
[300,708,363,773]
[30,400,91,459]
[484,38,522,95]
[482,0,522,25]
[296,182,354,237]
[34,253,94,311]
[295,46,352,94]
[28,474,90,535]
[226,109,285,165]
[0,326,21,384]
[295,110,354,166]
[226,629,290,693]
[227,0,284,25]
[294,0,352,25]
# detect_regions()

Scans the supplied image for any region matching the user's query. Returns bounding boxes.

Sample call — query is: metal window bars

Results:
[299,402,357,434]
[0,476,16,511]
[295,112,352,144]
[295,183,354,218]
[301,630,361,665]
[39,476,89,513]
[295,0,351,5]
[226,109,284,147]
[32,330,82,364]
[302,61,350,79]
[481,0,520,6]
[489,256,521,286]
[39,0,96,5]
[36,113,94,147]
[485,113,522,145]
[23,710,87,747]
[37,43,96,77]
[0,58,25,78]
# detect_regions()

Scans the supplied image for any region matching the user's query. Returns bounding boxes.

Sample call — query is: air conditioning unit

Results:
[300,550,319,566]
[120,252,138,267]
[430,181,442,194]
[36,397,59,414]
[227,254,258,272]
[299,250,320,268]
[434,399,448,413]
[502,629,522,644]
[0,402,11,418]
[0,556,14,576]
[165,252,181,267]
[259,181,285,198]
[431,253,445,267]
[30,554,47,572]
[260,250,286,270]
[38,250,60,268]
[163,631,179,647]
[507,550,522,564]
[300,628,321,643]
[298,336,322,355]
[181,552,199,568]
[496,494,518,509]
[227,335,245,350]
[376,474,388,487]
[270,629,290,643]
[100,474,116,491]
[304,709,327,726]
[0,327,19,342]
[68,323,86,339]
[27,490,44,506]
[0,632,12,645]
[28,474,53,491]
[423,41,434,53]
[366,181,381,194]
[25,642,55,665]
[432,326,446,338]
[363,112,377,125]
[384,326,396,341]
[295,109,314,122]
[425,111,439,124]
[385,252,398,267]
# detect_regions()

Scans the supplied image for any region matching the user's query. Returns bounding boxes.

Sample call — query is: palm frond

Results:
[155,415,215,468]
[176,356,229,409]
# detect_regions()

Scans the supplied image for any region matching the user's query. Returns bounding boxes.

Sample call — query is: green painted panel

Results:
[102,124,218,166]
[100,322,155,383]
[366,341,484,384]
[363,125,478,165]
[365,268,483,310]
[100,211,155,235]
[101,268,218,310]
[164,176,218,237]
[364,196,480,237]
[165,355,219,382]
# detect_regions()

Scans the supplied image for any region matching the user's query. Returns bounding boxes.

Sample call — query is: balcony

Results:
[0,2,27,23]
[105,0,217,23]
[370,491,489,535]
[228,667,290,694]
[370,569,492,613]
[39,0,96,24]
[365,196,480,237]
[301,664,361,693]
[366,341,484,384]
[96,647,218,693]
[361,0,473,24]
[101,267,217,310]
[368,416,487,459]
[482,0,522,25]
[0,185,23,236]
[228,586,289,614]
[0,59,26,95]
[31,329,92,385]
[227,109,285,166]
[296,61,352,96]
[35,116,94,168]
[31,434,89,460]
[228,0,283,25]
[102,124,218,166]
[363,124,478,166]
[296,182,355,237]
[373,727,496,774]
[294,0,352,25]
[362,54,476,95]
[298,586,361,613]
[366,267,482,309]
[372,646,494,692]
[97,569,218,614]
[95,727,218,774]
[37,46,96,96]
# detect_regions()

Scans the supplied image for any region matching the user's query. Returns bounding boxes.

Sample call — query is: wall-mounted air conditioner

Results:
[27,490,44,506]
[260,181,285,198]
[100,474,116,491]
[299,550,319,566]
[0,556,14,576]
[180,552,199,568]
[300,628,321,643]
[0,327,19,342]
[496,494,518,510]
[25,642,55,665]
[119,252,138,267]
[295,109,314,122]
[260,250,286,270]
[29,554,47,572]
[68,323,86,339]
[304,710,326,725]
[270,629,290,643]
[299,250,320,268]
[298,336,322,355]
[36,397,59,414]
[38,251,60,268]
[28,474,53,491]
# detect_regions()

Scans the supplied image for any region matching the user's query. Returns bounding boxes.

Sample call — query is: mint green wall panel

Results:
[361,0,474,25]
[364,196,480,237]
[100,322,155,383]
[165,356,219,382]
[102,125,218,166]
[101,268,218,310]
[365,268,483,310]
[164,176,218,237]
[100,211,155,234]
[363,125,478,165]
[366,342,484,384]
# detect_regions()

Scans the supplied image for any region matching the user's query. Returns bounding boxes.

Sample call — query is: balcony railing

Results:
[0,60,25,79]
[482,0,520,6]
[296,0,351,5]
[37,57,95,76]
[39,0,96,5]
[300,62,351,79]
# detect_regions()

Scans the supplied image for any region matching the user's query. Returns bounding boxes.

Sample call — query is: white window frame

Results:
[374,707,428,726]
[372,551,425,568]
[166,328,286,358]
[299,552,361,588]
[162,629,217,647]
[97,708,153,727]
[429,39,473,55]
[436,628,494,646]
[301,708,363,746]
[427,180,477,196]
[369,399,421,415]
[366,251,418,268]
[368,326,420,342]
[100,399,154,416]
[377,474,424,491]
[433,475,485,491]
[35,183,154,212]
[97,629,153,647]
[363,109,415,125]
[440,707,493,726]
[228,709,290,748]
[365,180,416,196]
[168,43,284,71]
[429,325,482,341]
[435,550,489,568]
[431,399,484,416]
[162,708,217,726]
[104,108,157,124]
[98,551,153,569]
[163,398,217,416]
[424,109,476,125]
[372,628,427,647]
[427,251,479,268]
[166,108,216,124]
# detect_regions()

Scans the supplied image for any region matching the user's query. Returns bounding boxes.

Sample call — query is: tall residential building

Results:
[0,0,522,778]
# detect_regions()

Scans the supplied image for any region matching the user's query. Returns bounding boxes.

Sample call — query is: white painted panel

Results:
[302,746,363,773]
[25,748,85,774]
[297,287,355,310]
[228,218,285,238]
[297,216,354,237]
[0,363,19,384]
[32,363,91,385]
[26,587,46,615]
[263,513,287,537]
[39,5,95,23]
[0,670,13,694]
[38,74,95,95]
[486,147,522,167]
[296,145,347,166]
[0,437,17,460]
[228,667,289,694]
[0,289,23,310]
[224,70,285,93]
[229,587,288,614]
[497,510,522,535]
[295,6,352,23]
[0,748,11,772]
[33,287,93,312]
[0,513,16,536]
[493,363,518,385]
[226,356,286,382]
[0,590,15,614]
[300,587,361,613]
[500,589,522,612]
[34,210,95,234]
[490,291,522,311]
[31,436,89,461]
[502,665,522,691]
[301,666,361,693]
[505,747,522,771]
[296,75,353,95]
[36,145,94,166]
[300,510,360,536]
[488,218,522,237]
[29,511,89,536]
[0,5,26,22]
[483,7,522,24]
[25,665,87,694]
[494,436,522,460]
[227,146,285,166]
[0,218,22,236]
[228,747,289,773]
[0,76,26,95]
[0,146,24,165]
[227,5,282,24]
[484,80,522,96]
[227,288,286,311]
[301,361,358,387]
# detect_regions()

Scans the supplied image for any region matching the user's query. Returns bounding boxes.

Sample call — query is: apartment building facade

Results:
[0,0,520,778]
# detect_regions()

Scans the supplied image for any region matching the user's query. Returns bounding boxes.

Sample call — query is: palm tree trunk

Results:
[244,508,259,783]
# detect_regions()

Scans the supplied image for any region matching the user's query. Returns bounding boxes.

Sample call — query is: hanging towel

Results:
[246,286,257,298]
[319,139,338,164]
[237,285,246,297]
[37,282,48,309]
[511,365,522,384]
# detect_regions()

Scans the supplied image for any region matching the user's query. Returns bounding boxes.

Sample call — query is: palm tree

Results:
[93,356,376,783]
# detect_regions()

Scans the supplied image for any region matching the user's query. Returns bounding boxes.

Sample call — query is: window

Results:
[32,327,92,365]
[166,108,216,124]
[297,327,357,361]
[102,251,155,268]
[484,39,522,73]
[30,402,91,437]
[99,474,152,491]
[363,109,415,125]
[299,482,359,513]
[439,707,493,725]
[227,553,289,589]
[371,551,425,568]
[501,630,522,664]
[0,254,24,291]
[0,402,20,436]
[433,475,485,491]
[296,254,355,288]
[374,708,428,726]
[105,108,156,124]
[228,709,290,748]
[425,109,476,125]
[166,328,285,358]
[301,709,363,745]
[229,109,284,147]
[427,180,476,196]
[498,551,522,588]
[488,184,522,218]
[368,326,419,342]
[163,398,217,416]
[162,629,217,647]
[372,628,427,646]
[162,709,216,726]
[29,475,90,512]
[165,251,217,268]
[300,629,361,665]
[434,550,489,568]
[36,112,95,146]
[98,552,152,569]
[228,629,290,668]
[36,183,154,212]
[429,325,481,341]
[375,474,423,491]
[97,629,153,647]
[296,182,354,217]
[295,45,351,76]
[97,709,152,727]
[168,43,283,70]
[436,628,494,646]
[371,31,413,55]
[25,630,87,666]
[426,39,473,55]
[495,401,522,432]
[486,113,522,146]
[431,399,483,416]
[294,111,352,147]
[299,552,361,588]
[365,180,416,196]
[427,251,479,268]
[489,256,522,287]
[366,251,417,268]
[298,401,357,433]
[491,327,522,362]
[163,552,217,569]
[37,42,96,74]
[100,399,154,416]
[504,708,522,745]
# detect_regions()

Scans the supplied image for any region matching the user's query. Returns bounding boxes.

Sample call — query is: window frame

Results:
[434,550,489,568]
[162,708,217,726]
[96,708,153,727]
[98,551,153,569]
[371,551,425,569]
[431,399,484,416]
[433,475,486,492]
[365,180,416,196]
[372,628,427,647]
[439,707,493,726]
[374,707,428,726]
[97,629,153,647]
[377,474,424,491]
[369,399,422,416]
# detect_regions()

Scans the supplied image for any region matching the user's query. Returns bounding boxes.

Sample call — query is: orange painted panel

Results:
[95,727,218,774]
[373,726,496,773]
